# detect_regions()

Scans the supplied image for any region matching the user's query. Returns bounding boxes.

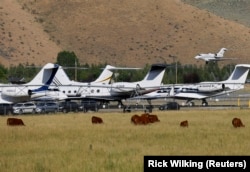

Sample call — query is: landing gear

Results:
[101,103,108,109]
[186,101,195,107]
[100,101,109,109]
[117,102,123,109]
[202,99,208,106]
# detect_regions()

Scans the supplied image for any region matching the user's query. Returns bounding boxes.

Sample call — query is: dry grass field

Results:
[1,109,250,172]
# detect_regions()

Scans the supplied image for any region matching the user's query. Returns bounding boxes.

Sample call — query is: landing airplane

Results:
[51,64,167,107]
[0,63,64,104]
[135,64,250,106]
[194,48,233,64]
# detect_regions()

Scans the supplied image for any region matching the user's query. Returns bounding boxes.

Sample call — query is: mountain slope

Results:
[182,0,250,27]
[1,0,250,68]
[0,0,61,67]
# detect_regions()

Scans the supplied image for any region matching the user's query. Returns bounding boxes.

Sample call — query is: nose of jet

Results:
[194,55,200,59]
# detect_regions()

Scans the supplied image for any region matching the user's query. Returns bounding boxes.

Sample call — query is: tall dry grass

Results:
[0,109,250,172]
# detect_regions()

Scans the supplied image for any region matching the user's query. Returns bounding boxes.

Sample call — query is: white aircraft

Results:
[0,63,66,104]
[30,64,117,102]
[194,48,232,64]
[135,64,250,106]
[51,64,167,107]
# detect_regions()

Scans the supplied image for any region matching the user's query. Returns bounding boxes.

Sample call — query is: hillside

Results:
[0,0,250,68]
[182,0,250,27]
[0,0,61,67]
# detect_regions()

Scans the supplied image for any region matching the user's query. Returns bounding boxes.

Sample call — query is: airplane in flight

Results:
[134,64,250,106]
[50,64,167,107]
[194,48,234,64]
[0,63,65,104]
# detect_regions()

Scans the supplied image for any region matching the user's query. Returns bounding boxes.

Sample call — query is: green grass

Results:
[0,109,250,172]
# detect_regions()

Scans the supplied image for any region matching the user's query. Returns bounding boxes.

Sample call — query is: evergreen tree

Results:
[56,51,79,80]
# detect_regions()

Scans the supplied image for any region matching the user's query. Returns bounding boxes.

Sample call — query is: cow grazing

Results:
[232,118,245,128]
[91,116,103,124]
[131,114,141,125]
[7,118,25,126]
[148,114,160,123]
[131,113,160,125]
[140,113,150,125]
[180,120,188,127]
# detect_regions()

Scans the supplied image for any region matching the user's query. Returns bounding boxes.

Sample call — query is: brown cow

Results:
[131,114,141,125]
[140,114,150,125]
[131,113,160,125]
[91,116,103,124]
[140,113,151,124]
[7,118,25,126]
[180,120,188,127]
[148,114,160,123]
[232,117,245,128]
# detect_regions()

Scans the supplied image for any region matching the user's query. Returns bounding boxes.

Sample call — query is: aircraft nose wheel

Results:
[202,100,208,106]
[187,102,195,107]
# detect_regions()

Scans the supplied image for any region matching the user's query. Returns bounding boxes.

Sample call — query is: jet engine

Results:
[1,86,31,97]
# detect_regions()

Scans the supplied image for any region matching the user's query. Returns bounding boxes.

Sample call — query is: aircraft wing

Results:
[212,57,238,61]
[105,67,142,70]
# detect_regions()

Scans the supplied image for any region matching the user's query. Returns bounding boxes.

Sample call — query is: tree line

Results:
[0,51,241,84]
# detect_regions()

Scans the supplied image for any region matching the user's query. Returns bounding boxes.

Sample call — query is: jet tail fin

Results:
[224,64,250,84]
[216,48,228,58]
[141,64,167,86]
[92,65,114,84]
[52,66,72,85]
[52,65,113,85]
[26,63,59,91]
[94,65,142,84]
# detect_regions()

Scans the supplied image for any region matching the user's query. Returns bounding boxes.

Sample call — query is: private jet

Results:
[0,63,65,104]
[51,64,167,107]
[135,64,250,106]
[194,48,234,64]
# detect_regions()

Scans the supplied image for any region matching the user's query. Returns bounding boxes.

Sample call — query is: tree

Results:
[0,64,8,82]
[56,51,79,80]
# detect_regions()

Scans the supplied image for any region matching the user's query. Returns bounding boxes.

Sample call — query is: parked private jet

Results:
[135,64,250,106]
[0,63,64,104]
[51,64,167,107]
[27,64,120,102]
[194,48,234,64]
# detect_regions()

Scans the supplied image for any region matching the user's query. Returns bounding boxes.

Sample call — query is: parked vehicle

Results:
[123,104,153,113]
[35,102,59,114]
[58,101,82,113]
[158,102,180,110]
[0,104,13,115]
[81,100,99,112]
[12,102,37,114]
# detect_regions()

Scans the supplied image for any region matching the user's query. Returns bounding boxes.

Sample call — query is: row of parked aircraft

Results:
[136,64,250,106]
[50,63,167,108]
[0,61,250,108]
